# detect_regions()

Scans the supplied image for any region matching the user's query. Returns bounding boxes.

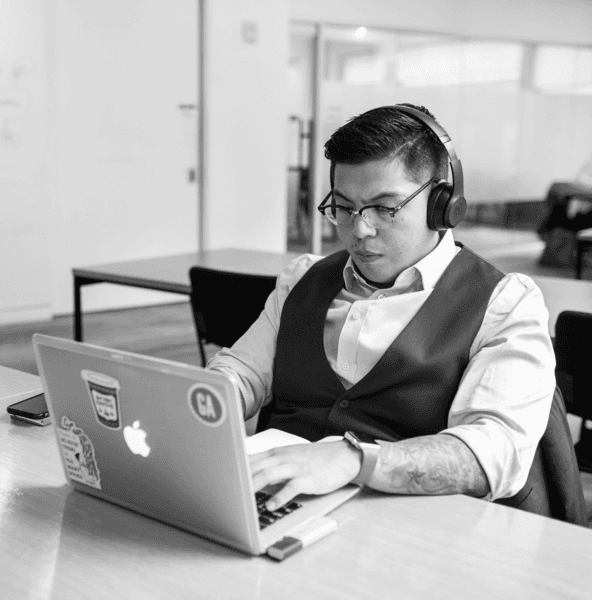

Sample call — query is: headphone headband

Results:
[391,104,464,207]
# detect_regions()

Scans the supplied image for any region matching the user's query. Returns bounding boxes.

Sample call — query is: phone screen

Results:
[7,393,49,419]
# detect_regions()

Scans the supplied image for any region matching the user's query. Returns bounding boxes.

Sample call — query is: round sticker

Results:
[187,383,227,427]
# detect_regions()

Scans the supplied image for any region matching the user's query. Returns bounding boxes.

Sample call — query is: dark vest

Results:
[266,244,504,442]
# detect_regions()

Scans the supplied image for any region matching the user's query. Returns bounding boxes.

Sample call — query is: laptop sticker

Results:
[81,370,121,429]
[57,416,102,490]
[188,383,227,427]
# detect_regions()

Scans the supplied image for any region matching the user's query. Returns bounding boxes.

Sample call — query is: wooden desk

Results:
[72,249,298,342]
[2,378,592,599]
[532,275,592,336]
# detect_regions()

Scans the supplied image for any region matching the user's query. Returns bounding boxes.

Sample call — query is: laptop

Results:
[32,334,359,556]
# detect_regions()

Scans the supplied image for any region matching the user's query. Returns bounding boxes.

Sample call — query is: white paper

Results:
[245,428,310,455]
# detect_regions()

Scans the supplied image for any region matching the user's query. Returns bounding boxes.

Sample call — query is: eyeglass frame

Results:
[317,178,439,229]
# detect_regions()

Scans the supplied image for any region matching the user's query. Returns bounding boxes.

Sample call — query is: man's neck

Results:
[353,263,396,289]
[354,231,444,290]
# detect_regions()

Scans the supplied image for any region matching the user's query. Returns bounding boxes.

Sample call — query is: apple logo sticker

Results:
[123,421,151,457]
[188,384,226,427]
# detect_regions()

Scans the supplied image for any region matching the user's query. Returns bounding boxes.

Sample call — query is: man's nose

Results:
[352,213,376,238]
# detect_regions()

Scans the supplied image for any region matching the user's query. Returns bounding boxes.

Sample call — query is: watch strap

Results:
[344,431,380,487]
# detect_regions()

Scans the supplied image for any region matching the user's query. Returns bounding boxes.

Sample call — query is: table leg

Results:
[576,239,584,280]
[74,276,84,342]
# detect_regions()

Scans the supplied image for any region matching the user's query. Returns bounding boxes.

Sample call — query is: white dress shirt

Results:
[208,230,556,501]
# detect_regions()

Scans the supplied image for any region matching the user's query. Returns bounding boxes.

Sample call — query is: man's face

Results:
[333,156,439,284]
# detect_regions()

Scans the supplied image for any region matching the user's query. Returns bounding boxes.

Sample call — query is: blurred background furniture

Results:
[538,182,592,269]
[188,267,278,367]
[576,228,592,279]
[72,249,296,343]
[554,311,592,473]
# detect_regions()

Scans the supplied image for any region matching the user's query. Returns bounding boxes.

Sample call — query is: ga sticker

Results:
[57,416,102,489]
[188,384,226,427]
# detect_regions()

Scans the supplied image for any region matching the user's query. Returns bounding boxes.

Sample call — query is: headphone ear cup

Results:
[444,194,467,229]
[427,180,467,230]
[427,181,452,231]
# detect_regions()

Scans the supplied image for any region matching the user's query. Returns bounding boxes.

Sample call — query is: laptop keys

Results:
[255,491,302,530]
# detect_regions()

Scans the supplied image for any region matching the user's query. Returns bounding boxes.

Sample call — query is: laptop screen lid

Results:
[32,333,263,555]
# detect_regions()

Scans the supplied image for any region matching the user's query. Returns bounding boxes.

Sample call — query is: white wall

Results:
[289,0,592,45]
[201,0,288,252]
[0,0,53,325]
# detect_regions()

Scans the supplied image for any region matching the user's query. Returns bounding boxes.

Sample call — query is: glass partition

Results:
[288,22,592,254]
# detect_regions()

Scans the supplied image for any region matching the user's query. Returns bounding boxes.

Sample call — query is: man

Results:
[209,104,555,513]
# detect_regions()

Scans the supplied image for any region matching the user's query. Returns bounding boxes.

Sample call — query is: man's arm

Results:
[250,432,490,510]
[371,434,490,497]
[208,254,323,419]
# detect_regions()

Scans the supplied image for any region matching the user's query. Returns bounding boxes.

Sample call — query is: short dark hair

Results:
[324,104,449,186]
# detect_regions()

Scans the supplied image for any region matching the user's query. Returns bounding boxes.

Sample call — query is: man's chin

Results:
[353,258,393,285]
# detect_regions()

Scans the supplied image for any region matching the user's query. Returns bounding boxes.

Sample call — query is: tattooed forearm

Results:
[369,434,490,498]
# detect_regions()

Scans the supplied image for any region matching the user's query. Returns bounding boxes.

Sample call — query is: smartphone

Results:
[7,393,51,426]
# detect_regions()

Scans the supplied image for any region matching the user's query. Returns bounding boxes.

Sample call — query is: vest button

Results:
[339,399,349,408]
[341,362,349,371]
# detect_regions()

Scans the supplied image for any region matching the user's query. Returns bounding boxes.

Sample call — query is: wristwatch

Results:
[343,431,380,487]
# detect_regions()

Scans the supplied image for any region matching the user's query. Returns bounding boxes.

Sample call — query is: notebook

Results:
[32,334,359,556]
[0,364,43,404]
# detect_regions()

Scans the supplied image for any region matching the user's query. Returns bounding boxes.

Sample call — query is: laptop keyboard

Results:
[255,491,302,530]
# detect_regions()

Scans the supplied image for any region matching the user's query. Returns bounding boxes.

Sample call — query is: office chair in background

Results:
[554,310,592,473]
[188,266,277,367]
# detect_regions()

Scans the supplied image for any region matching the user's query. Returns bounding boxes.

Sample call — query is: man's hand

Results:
[249,441,362,510]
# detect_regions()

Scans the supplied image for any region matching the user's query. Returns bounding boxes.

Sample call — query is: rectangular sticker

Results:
[57,416,102,490]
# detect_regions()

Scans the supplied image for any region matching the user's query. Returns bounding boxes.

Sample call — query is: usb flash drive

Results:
[266,517,339,561]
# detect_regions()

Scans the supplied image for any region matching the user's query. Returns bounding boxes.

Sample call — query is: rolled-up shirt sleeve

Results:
[440,273,556,501]
[207,254,322,420]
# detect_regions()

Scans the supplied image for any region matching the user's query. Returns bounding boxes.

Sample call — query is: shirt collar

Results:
[343,229,458,294]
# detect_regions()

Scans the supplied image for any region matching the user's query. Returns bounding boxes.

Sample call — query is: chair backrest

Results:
[495,385,588,526]
[189,266,277,366]
[554,310,592,420]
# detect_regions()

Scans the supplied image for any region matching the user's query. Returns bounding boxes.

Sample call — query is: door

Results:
[49,0,199,314]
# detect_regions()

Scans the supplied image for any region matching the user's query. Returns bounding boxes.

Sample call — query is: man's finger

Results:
[251,463,297,492]
[266,479,305,511]
[249,453,279,476]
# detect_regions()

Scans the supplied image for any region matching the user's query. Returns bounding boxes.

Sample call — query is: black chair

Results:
[554,310,592,473]
[493,383,587,525]
[188,266,278,367]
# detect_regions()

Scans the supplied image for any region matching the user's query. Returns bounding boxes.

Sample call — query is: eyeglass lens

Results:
[327,206,393,229]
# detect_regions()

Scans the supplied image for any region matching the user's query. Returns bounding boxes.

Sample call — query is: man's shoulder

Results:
[276,250,350,307]
[487,271,547,318]
[276,253,325,296]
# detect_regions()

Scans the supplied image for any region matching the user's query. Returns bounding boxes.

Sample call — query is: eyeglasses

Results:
[317,178,437,230]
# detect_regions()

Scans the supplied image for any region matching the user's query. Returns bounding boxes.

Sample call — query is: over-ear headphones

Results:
[392,104,467,231]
